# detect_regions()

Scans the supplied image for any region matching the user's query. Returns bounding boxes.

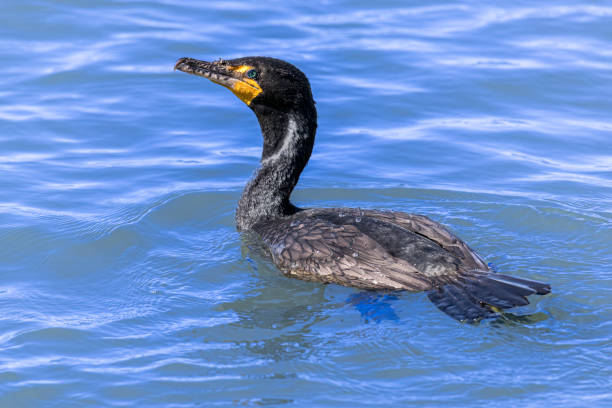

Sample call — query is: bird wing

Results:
[356,210,552,320]
[361,210,490,271]
[255,217,432,291]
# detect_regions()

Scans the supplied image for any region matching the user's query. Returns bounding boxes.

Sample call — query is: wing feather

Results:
[255,217,432,291]
[352,210,489,271]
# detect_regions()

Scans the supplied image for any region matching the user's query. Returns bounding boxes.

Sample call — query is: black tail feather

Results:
[490,273,551,295]
[428,272,551,322]
[427,284,496,321]
[459,275,531,308]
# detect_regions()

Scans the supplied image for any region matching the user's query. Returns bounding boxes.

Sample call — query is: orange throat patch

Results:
[228,65,263,105]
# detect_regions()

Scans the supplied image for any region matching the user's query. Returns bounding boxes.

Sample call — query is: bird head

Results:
[174,56,314,115]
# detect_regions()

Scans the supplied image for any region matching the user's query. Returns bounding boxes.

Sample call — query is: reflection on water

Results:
[347,293,400,323]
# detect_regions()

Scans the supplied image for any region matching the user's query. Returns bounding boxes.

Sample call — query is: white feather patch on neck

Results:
[261,115,299,165]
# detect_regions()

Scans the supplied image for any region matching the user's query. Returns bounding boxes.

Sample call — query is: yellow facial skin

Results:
[226,65,263,105]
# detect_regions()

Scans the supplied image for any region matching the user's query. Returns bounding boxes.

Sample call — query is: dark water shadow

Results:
[489,311,551,327]
[211,234,332,363]
[239,232,401,324]
[236,234,549,333]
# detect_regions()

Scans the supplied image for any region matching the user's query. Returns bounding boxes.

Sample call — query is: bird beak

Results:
[174,57,262,105]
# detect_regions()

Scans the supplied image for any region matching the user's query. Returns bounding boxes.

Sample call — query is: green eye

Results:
[246,69,258,79]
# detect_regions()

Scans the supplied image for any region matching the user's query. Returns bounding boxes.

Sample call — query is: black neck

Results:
[236,104,317,230]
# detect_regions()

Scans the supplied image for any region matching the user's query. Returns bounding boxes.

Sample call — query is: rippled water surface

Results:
[1,1,611,406]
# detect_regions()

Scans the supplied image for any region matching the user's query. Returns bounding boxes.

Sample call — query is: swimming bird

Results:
[174,56,551,321]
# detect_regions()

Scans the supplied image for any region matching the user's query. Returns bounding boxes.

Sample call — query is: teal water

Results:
[1,1,611,406]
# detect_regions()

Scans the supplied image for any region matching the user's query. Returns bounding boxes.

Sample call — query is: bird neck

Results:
[236,106,317,231]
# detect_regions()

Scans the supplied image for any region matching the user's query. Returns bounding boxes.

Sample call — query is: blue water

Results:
[1,1,611,406]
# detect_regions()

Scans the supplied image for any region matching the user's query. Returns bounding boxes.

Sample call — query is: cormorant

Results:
[174,56,551,321]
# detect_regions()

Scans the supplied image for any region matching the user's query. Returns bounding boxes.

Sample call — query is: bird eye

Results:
[246,69,258,79]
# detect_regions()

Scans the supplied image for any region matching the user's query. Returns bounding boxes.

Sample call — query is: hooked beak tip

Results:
[174,57,189,72]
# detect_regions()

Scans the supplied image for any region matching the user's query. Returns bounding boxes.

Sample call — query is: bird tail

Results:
[427,271,551,321]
